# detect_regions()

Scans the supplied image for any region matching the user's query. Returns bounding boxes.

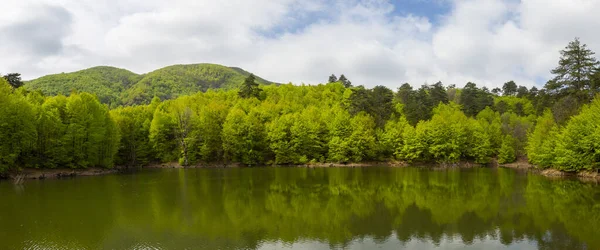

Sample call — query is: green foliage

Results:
[421,103,471,163]
[552,97,600,171]
[349,85,395,127]
[63,93,119,168]
[328,74,337,83]
[5,39,600,172]
[3,73,24,89]
[111,104,157,166]
[502,81,517,96]
[469,121,494,164]
[238,74,263,99]
[493,96,535,116]
[25,64,275,106]
[26,66,142,106]
[222,107,267,165]
[338,74,352,88]
[381,116,411,159]
[460,82,494,117]
[0,83,120,171]
[547,37,599,100]
[526,110,557,168]
[498,135,517,164]
[0,79,36,171]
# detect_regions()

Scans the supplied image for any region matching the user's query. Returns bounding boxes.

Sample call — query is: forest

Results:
[1,38,599,173]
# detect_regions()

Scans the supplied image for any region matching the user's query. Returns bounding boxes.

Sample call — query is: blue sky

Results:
[2,0,599,89]
[391,0,452,24]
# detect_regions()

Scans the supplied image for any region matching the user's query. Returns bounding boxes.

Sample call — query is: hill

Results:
[25,64,276,106]
[121,64,275,105]
[25,66,142,104]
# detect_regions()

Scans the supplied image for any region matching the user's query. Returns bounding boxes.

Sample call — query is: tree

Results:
[0,79,36,171]
[546,37,600,100]
[328,74,338,83]
[420,102,471,163]
[111,105,156,166]
[170,99,196,166]
[502,81,517,96]
[430,81,449,106]
[498,135,516,164]
[369,85,395,128]
[553,97,600,171]
[396,83,413,104]
[348,85,394,128]
[222,108,267,165]
[492,87,502,95]
[339,74,352,88]
[3,73,23,89]
[516,86,529,98]
[526,110,557,168]
[460,82,493,117]
[239,74,262,99]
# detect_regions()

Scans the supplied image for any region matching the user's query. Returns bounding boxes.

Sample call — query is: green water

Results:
[1,167,600,250]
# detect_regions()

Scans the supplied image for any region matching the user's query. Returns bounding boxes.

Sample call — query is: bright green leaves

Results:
[526,96,600,171]
[0,79,36,171]
[526,110,558,168]
[222,107,267,165]
[498,135,516,164]
[63,93,119,168]
[326,108,378,163]
[0,83,120,172]
[111,104,156,166]
[553,97,600,171]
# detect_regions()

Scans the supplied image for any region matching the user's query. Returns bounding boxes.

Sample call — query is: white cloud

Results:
[1,0,599,90]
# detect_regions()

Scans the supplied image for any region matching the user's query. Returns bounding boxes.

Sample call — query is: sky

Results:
[1,0,600,89]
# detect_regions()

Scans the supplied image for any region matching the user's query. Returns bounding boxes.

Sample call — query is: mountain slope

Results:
[25,63,277,106]
[122,63,275,105]
[25,66,142,104]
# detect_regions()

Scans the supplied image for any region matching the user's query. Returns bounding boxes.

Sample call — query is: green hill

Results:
[25,66,142,104]
[122,64,275,105]
[25,63,276,106]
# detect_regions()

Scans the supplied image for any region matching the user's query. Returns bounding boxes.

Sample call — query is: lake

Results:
[1,167,599,249]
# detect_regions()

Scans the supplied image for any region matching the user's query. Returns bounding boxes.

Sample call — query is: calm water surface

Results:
[1,167,600,250]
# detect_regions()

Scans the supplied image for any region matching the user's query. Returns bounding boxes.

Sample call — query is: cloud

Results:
[1,0,599,90]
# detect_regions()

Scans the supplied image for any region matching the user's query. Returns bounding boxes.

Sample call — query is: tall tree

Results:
[502,81,517,96]
[546,37,600,100]
[239,74,262,99]
[328,74,338,83]
[0,79,36,171]
[460,82,493,117]
[339,74,352,88]
[430,81,449,106]
[516,86,529,98]
[491,87,502,95]
[3,73,23,89]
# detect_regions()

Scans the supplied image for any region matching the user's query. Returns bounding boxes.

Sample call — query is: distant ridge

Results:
[25,63,277,106]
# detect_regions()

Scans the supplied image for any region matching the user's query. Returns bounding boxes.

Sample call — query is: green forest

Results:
[1,38,599,173]
[24,64,276,106]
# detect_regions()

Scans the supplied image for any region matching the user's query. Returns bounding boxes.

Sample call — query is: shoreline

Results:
[2,159,599,182]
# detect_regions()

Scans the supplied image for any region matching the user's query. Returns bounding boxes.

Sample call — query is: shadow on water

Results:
[0,167,599,249]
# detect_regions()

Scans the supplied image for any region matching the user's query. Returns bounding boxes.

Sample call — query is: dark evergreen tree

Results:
[546,37,599,100]
[516,86,529,98]
[370,85,394,127]
[430,81,449,106]
[460,82,493,117]
[396,83,413,104]
[328,74,338,83]
[3,73,23,89]
[339,74,352,88]
[238,74,262,99]
[492,87,502,95]
[502,81,517,96]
